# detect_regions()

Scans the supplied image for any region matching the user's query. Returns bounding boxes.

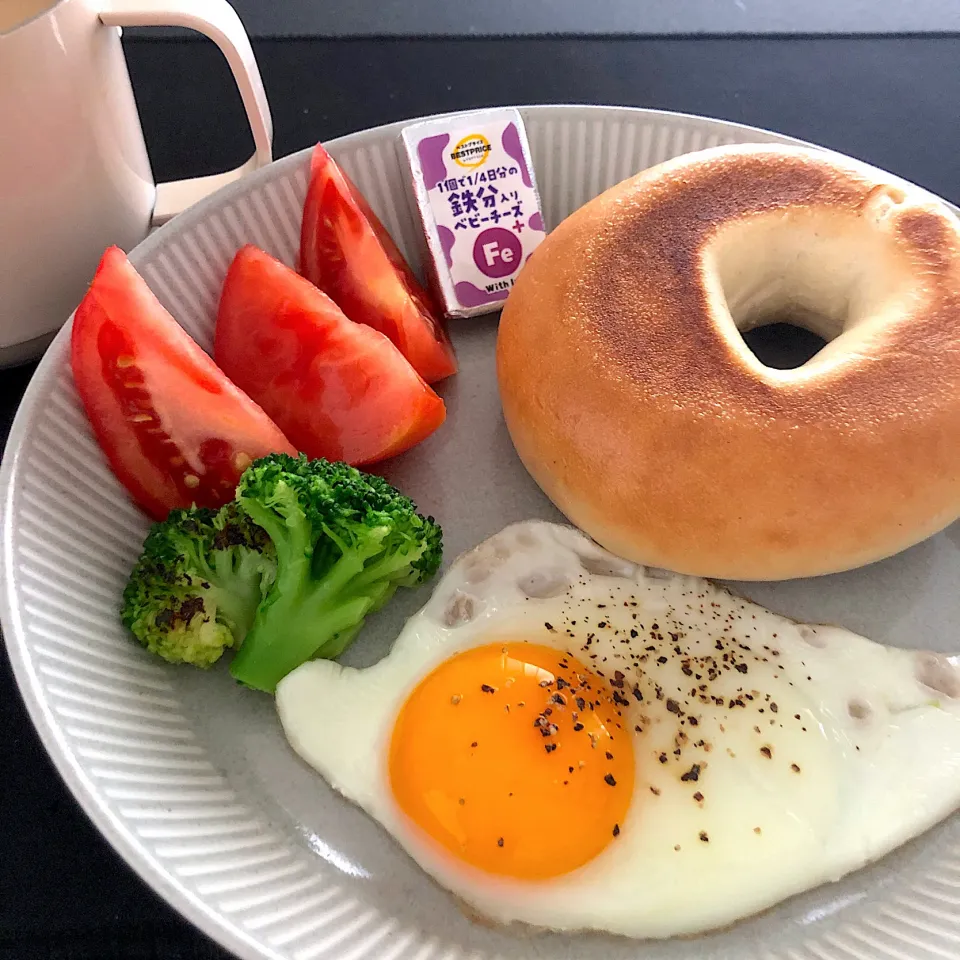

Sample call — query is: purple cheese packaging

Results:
[400,108,546,319]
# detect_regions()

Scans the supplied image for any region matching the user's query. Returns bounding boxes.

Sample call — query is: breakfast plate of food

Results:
[4,104,960,960]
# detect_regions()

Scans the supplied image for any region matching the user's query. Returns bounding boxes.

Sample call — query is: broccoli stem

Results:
[240,480,313,570]
[207,551,268,639]
[230,592,376,691]
[316,622,363,661]
[205,585,257,641]
[229,558,402,692]
[230,485,403,691]
[350,546,425,591]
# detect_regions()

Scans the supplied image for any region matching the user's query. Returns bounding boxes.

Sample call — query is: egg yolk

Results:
[389,642,635,880]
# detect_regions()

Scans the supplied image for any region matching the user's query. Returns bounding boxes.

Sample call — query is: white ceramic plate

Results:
[5,105,960,960]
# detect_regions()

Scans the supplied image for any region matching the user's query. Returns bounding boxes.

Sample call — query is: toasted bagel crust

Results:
[497,144,960,579]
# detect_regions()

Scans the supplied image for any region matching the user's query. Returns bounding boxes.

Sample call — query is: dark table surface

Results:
[4,32,960,960]
[148,0,960,38]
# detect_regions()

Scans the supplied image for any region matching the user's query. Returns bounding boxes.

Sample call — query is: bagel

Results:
[496,143,960,580]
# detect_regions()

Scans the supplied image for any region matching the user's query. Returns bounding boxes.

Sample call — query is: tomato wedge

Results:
[215,245,446,466]
[299,142,458,384]
[70,247,296,520]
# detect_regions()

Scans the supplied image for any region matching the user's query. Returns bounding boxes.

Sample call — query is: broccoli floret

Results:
[121,503,276,667]
[228,453,442,692]
[120,454,442,688]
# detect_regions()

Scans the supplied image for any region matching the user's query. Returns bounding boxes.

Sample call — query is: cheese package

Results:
[401,108,546,319]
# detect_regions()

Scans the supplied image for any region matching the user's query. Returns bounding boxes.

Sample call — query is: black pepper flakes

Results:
[535,716,558,737]
[604,773,617,787]
[699,831,709,843]
[612,823,620,837]
[497,837,504,847]
[480,684,496,694]
[544,743,557,754]
[693,791,704,802]
[680,764,701,782]
[760,746,772,759]
[791,763,801,773]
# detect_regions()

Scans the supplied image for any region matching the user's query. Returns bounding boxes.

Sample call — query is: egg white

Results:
[277,520,960,938]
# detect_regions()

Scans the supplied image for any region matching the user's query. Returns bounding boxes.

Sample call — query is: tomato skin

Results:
[70,246,296,520]
[215,245,446,466]
[299,142,458,384]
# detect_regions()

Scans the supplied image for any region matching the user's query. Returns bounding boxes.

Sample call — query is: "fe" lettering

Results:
[482,240,515,267]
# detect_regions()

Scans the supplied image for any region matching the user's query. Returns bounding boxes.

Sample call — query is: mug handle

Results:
[98,0,273,225]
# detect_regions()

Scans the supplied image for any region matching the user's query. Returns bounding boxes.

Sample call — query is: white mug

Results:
[0,0,273,367]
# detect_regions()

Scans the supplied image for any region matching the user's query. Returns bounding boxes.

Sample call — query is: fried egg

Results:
[276,521,960,938]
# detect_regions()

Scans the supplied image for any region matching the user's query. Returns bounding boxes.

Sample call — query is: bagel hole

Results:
[740,321,828,370]
[709,207,921,371]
